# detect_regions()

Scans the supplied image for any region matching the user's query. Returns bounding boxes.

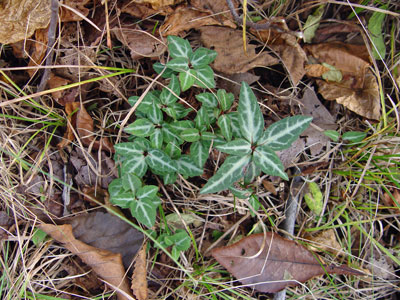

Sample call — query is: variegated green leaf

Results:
[217,114,232,141]
[114,142,144,156]
[166,57,189,72]
[248,194,261,217]
[163,172,178,185]
[169,229,191,251]
[110,192,134,209]
[147,101,163,124]
[169,102,192,119]
[253,145,288,180]
[164,141,181,159]
[162,106,177,119]
[160,75,180,105]
[228,112,242,138]
[122,155,148,177]
[190,47,217,68]
[196,92,218,108]
[195,66,215,88]
[243,160,261,184]
[217,89,234,111]
[136,185,158,200]
[200,131,216,141]
[130,198,157,228]
[180,128,200,142]
[200,155,251,194]
[146,149,177,173]
[179,69,196,92]
[216,138,251,155]
[195,107,210,129]
[229,186,253,199]
[108,178,123,197]
[238,82,264,143]
[162,124,184,144]
[169,120,194,132]
[122,173,142,195]
[167,35,192,59]
[150,128,163,149]
[153,62,177,78]
[257,116,313,150]
[342,131,366,143]
[175,155,203,177]
[190,140,210,168]
[124,118,155,137]
[132,138,150,151]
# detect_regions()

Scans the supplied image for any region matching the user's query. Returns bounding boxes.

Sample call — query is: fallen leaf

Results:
[119,0,171,18]
[300,86,337,156]
[252,25,307,86]
[200,26,279,74]
[212,232,363,293]
[82,186,109,207]
[48,73,71,102]
[305,64,330,78]
[76,105,114,153]
[0,0,51,44]
[160,6,235,36]
[304,229,342,255]
[40,220,137,300]
[59,0,90,22]
[305,42,380,120]
[218,72,260,97]
[131,243,148,300]
[58,102,79,149]
[27,27,49,76]
[112,28,166,59]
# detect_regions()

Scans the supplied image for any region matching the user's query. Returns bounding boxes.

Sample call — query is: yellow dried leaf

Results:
[131,243,148,300]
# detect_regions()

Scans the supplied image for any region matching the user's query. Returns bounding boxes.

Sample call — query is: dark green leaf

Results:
[190,140,210,168]
[110,192,135,209]
[190,47,217,68]
[342,131,366,143]
[217,89,234,111]
[195,66,215,88]
[243,160,261,185]
[167,36,193,59]
[153,62,177,78]
[216,139,251,155]
[108,178,124,197]
[150,128,163,149]
[122,173,142,195]
[179,69,197,92]
[166,57,189,72]
[196,92,218,108]
[253,146,288,180]
[130,198,157,228]
[147,101,163,124]
[136,185,158,200]
[124,118,155,137]
[217,114,232,141]
[160,75,180,105]
[175,155,203,177]
[180,128,200,142]
[146,149,177,173]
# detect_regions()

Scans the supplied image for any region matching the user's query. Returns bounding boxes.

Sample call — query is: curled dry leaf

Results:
[252,26,307,86]
[0,0,51,44]
[131,243,148,300]
[58,102,79,149]
[48,73,71,102]
[40,222,134,300]
[112,28,166,59]
[200,26,279,74]
[304,42,380,120]
[119,0,172,18]
[160,6,236,36]
[212,232,363,293]
[131,0,182,10]
[76,104,114,153]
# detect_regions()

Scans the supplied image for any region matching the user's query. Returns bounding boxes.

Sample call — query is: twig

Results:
[225,0,303,37]
[274,170,304,300]
[36,0,59,94]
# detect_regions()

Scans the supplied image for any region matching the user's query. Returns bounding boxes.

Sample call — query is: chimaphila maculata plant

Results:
[108,36,312,254]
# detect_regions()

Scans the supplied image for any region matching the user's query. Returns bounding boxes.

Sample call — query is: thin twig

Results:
[36,0,59,94]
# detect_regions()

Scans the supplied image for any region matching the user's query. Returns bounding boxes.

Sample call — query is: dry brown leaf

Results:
[48,73,71,101]
[76,105,114,153]
[57,102,79,149]
[131,0,182,10]
[304,42,380,120]
[212,232,363,293]
[300,86,337,156]
[200,26,278,74]
[119,0,171,18]
[131,243,148,300]
[304,229,342,255]
[27,28,49,76]
[305,64,330,78]
[112,29,166,59]
[40,223,133,300]
[60,0,90,22]
[0,0,51,44]
[253,26,307,86]
[160,6,236,36]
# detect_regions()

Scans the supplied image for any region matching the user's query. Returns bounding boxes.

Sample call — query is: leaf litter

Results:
[212,232,363,293]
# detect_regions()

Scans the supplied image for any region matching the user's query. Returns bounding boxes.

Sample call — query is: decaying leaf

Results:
[304,42,380,120]
[40,212,143,300]
[304,229,342,255]
[300,86,337,156]
[119,0,171,18]
[132,0,182,9]
[252,25,307,86]
[60,0,90,22]
[48,73,71,102]
[131,243,148,300]
[112,28,166,59]
[212,232,363,293]
[200,26,279,74]
[160,6,236,36]
[0,0,51,44]
[76,105,114,153]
